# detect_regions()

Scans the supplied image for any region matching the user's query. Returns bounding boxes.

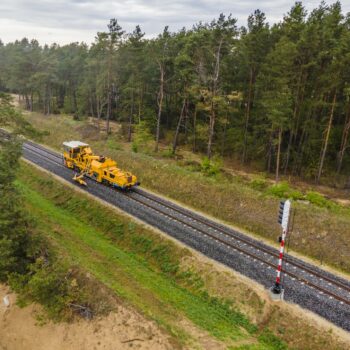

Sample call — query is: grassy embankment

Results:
[23,112,350,275]
[18,161,350,350]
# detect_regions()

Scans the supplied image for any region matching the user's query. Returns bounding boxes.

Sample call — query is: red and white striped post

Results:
[272,200,291,294]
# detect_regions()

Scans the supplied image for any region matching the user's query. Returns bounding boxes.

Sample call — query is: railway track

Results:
[21,140,350,305]
[1,129,349,330]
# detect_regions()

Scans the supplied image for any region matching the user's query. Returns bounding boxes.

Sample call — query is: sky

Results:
[0,0,349,45]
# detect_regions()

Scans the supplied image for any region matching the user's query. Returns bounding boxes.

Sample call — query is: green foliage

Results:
[265,185,340,211]
[131,142,138,152]
[106,137,122,150]
[0,238,18,280]
[305,191,335,209]
[0,137,33,281]
[0,121,91,321]
[0,93,43,139]
[249,177,268,191]
[8,256,92,321]
[201,156,222,176]
[262,183,339,211]
[265,182,303,200]
[9,258,72,320]
[258,329,288,350]
[161,147,175,158]
[131,121,153,153]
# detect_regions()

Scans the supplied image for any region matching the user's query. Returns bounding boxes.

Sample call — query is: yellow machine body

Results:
[63,141,138,190]
[73,173,87,186]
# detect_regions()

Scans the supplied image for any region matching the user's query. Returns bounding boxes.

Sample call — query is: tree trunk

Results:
[106,41,113,135]
[283,68,305,174]
[316,90,337,184]
[30,91,33,112]
[276,127,282,183]
[73,89,78,113]
[106,91,111,134]
[127,89,134,142]
[155,62,164,152]
[207,101,215,159]
[221,109,229,157]
[292,107,312,176]
[337,104,350,174]
[207,38,223,159]
[172,98,186,154]
[242,67,254,164]
[89,94,94,118]
[138,85,143,123]
[266,132,273,173]
[193,104,197,153]
[24,94,30,110]
[97,97,106,131]
[97,98,100,122]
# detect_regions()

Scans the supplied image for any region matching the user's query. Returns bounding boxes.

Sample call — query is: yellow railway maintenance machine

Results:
[63,141,139,190]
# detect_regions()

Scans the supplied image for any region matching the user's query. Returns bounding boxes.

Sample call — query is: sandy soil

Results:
[0,285,174,350]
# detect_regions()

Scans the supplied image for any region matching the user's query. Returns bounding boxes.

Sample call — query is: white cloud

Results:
[0,1,349,45]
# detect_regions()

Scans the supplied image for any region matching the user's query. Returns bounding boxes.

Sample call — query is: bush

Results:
[201,156,222,176]
[258,329,288,350]
[132,121,153,153]
[305,191,335,209]
[106,138,122,150]
[161,147,175,158]
[249,177,268,191]
[265,182,303,200]
[288,189,304,200]
[9,257,88,321]
[131,141,138,153]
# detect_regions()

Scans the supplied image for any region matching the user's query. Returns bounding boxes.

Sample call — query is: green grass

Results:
[17,163,289,349]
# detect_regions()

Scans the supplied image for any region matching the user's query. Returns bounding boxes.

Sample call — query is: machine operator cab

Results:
[63,141,92,168]
[63,141,90,158]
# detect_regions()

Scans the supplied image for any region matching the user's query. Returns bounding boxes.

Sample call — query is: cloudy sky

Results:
[1,0,349,45]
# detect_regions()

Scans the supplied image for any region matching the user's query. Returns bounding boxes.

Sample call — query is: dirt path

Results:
[0,284,174,350]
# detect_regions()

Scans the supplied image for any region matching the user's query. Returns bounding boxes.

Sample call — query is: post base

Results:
[268,286,284,301]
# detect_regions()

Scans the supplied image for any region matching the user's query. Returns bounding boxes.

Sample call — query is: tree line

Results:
[0,1,349,183]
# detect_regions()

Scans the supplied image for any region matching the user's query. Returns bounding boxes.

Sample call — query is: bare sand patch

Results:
[0,284,174,350]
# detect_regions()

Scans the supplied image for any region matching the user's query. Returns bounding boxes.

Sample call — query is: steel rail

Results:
[7,135,350,305]
[124,191,350,305]
[133,188,350,294]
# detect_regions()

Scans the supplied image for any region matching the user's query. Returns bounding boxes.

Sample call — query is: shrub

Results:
[305,191,335,209]
[258,329,288,350]
[9,257,86,321]
[288,189,304,200]
[183,160,201,172]
[106,138,122,150]
[161,147,175,158]
[132,121,153,153]
[131,141,138,153]
[249,177,268,191]
[201,156,222,176]
[265,182,303,200]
